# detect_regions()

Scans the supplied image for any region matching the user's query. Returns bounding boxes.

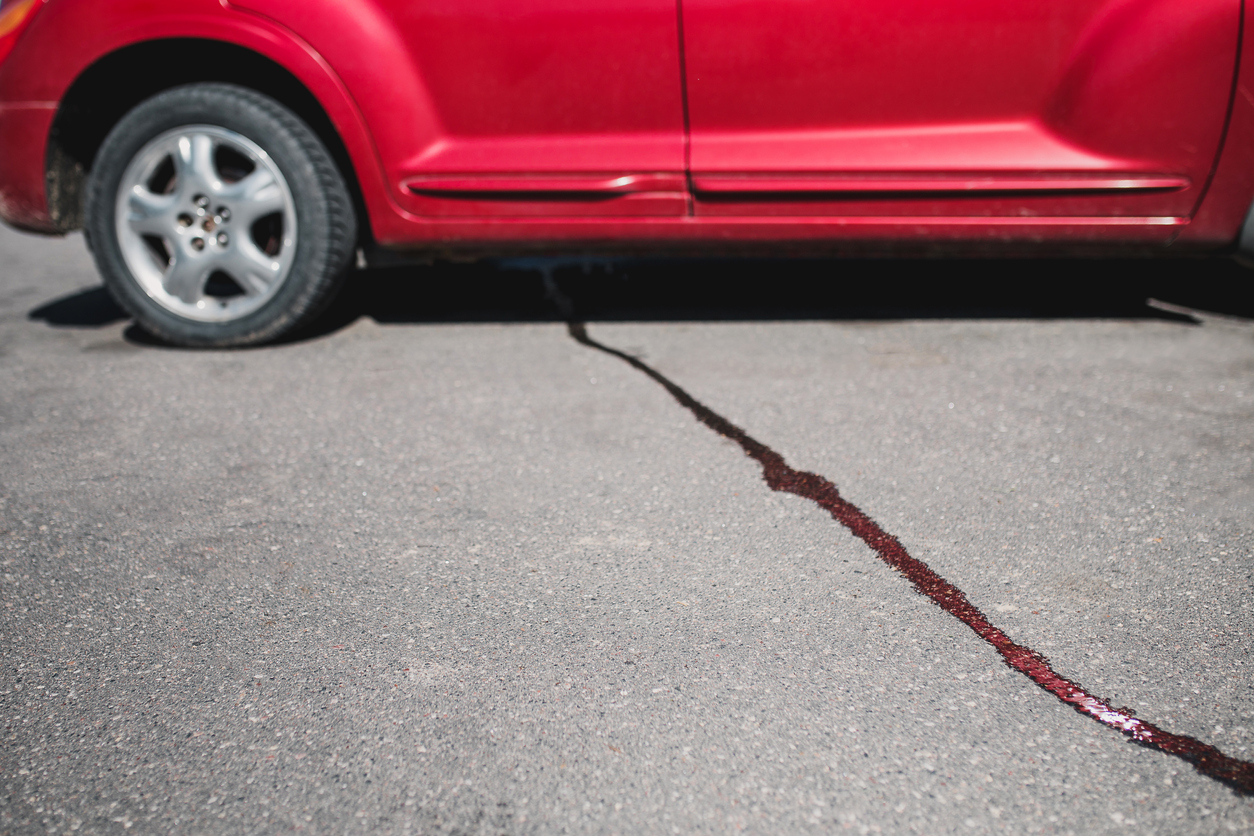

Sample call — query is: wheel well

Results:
[47,38,367,240]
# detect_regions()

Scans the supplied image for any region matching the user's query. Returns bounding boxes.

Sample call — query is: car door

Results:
[680,0,1240,219]
[385,0,688,216]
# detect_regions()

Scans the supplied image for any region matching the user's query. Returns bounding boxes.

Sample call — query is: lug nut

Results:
[217,207,231,222]
[177,214,193,227]
[191,237,205,251]
[216,232,229,247]
[194,194,210,209]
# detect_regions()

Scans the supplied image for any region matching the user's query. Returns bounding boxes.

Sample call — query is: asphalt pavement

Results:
[1,223,1253,835]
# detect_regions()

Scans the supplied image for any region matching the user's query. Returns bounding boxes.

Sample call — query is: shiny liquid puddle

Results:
[559,312,1254,795]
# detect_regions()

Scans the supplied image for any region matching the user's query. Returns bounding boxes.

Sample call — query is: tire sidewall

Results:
[86,84,352,347]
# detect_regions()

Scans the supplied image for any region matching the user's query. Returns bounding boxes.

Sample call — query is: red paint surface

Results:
[0,0,44,66]
[0,103,55,231]
[563,317,1254,795]
[682,0,1239,219]
[1,0,1253,247]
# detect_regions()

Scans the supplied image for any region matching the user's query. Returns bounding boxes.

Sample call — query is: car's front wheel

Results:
[85,83,356,347]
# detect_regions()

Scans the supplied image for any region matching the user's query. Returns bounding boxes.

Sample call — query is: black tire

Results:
[84,83,357,347]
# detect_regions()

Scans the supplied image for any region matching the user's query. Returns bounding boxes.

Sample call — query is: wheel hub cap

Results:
[114,125,298,323]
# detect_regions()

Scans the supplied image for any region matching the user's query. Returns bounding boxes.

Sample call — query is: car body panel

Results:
[682,0,1239,219]
[0,102,55,231]
[0,0,1251,253]
[1180,0,1254,247]
[230,0,688,219]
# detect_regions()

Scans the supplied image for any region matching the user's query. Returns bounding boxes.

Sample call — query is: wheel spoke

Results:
[161,251,211,304]
[219,242,282,296]
[125,187,176,236]
[222,169,285,226]
[174,132,219,189]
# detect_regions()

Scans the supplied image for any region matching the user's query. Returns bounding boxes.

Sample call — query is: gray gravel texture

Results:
[1,224,1252,835]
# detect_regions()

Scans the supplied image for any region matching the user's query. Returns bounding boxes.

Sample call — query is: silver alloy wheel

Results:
[113,125,298,323]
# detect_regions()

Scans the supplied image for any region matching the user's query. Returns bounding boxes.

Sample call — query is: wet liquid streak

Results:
[566,320,1254,795]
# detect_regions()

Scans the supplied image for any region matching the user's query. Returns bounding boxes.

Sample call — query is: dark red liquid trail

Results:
[565,319,1254,795]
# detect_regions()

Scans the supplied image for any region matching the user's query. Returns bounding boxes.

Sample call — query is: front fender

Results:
[0,0,406,240]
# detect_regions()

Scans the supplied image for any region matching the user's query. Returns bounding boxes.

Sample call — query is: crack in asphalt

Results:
[545,277,1254,796]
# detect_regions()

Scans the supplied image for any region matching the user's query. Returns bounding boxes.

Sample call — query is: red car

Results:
[0,0,1250,345]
